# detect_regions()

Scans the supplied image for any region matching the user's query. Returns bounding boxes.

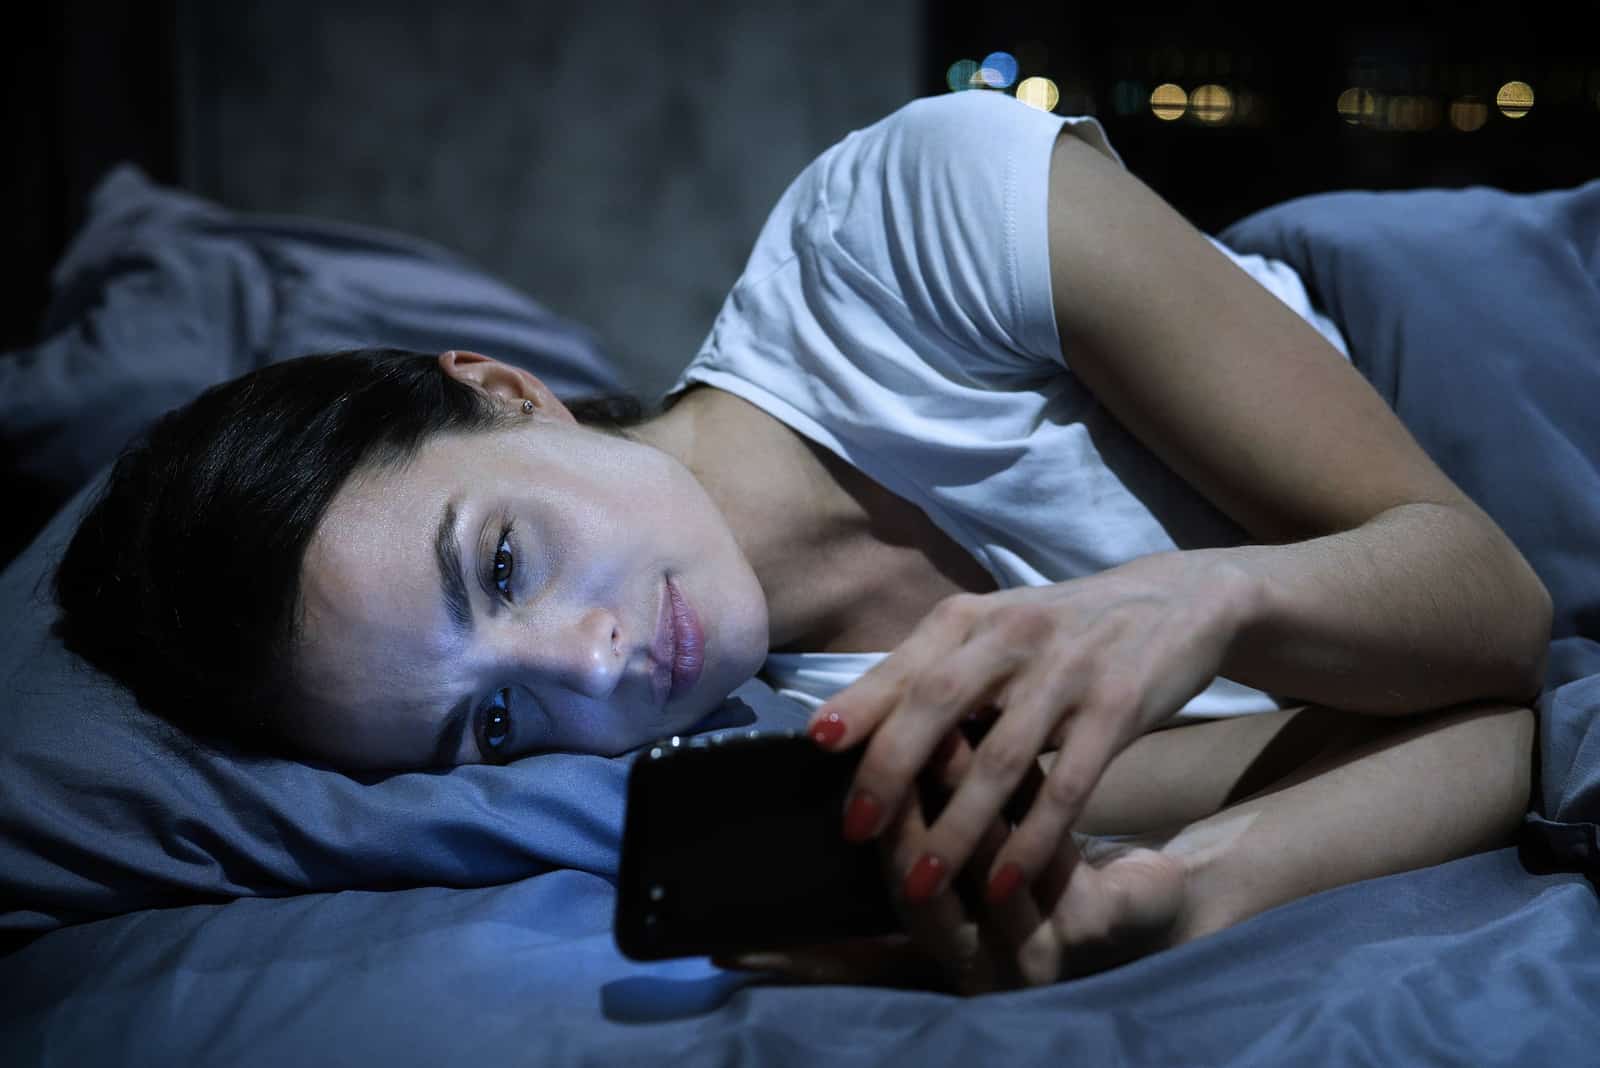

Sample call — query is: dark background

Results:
[7,1,1598,392]
[928,1,1600,235]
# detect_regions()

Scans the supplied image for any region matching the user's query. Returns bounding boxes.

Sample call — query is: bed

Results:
[4,163,1600,1065]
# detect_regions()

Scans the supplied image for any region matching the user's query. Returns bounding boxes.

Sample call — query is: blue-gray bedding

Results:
[4,167,1600,1064]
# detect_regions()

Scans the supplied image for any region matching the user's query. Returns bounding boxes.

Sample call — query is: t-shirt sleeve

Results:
[813,91,1124,375]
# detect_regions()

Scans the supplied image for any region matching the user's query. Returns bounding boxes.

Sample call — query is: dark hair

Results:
[53,347,644,750]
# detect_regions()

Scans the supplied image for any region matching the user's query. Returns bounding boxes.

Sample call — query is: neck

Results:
[629,387,856,651]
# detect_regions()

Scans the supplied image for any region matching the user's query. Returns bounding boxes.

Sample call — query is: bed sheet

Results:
[4,848,1597,1065]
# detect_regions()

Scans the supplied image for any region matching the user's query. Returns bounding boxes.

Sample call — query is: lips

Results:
[664,576,704,700]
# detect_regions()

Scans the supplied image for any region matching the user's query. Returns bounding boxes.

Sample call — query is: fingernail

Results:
[902,853,947,905]
[986,862,1025,907]
[842,790,882,842]
[809,711,846,749]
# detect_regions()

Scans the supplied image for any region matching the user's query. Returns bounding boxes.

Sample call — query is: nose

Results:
[507,605,625,701]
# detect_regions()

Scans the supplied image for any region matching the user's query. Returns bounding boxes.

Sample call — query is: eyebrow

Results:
[434,499,474,635]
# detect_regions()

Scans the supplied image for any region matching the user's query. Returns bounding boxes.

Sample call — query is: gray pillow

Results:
[1,163,626,556]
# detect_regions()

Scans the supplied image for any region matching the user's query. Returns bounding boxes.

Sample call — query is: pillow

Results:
[1523,636,1600,873]
[0,475,799,935]
[1,163,627,560]
[0,166,810,935]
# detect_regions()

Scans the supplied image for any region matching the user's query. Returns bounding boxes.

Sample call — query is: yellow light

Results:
[1449,97,1489,133]
[1337,87,1377,125]
[1015,76,1060,113]
[1190,84,1234,125]
[1496,80,1534,118]
[1150,83,1187,121]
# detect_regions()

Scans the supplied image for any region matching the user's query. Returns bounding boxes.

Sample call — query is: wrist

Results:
[1187,547,1266,654]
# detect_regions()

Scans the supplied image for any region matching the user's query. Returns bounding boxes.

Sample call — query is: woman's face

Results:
[290,387,769,770]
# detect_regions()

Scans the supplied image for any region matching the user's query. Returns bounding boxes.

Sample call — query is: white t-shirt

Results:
[665,91,1351,721]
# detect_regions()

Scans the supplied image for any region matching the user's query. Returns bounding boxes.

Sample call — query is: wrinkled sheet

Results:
[8,178,1600,1064]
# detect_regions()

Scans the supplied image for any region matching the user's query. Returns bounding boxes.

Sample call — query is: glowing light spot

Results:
[1190,84,1234,124]
[980,51,1019,89]
[1449,97,1489,132]
[1337,87,1377,125]
[1150,83,1187,121]
[1015,76,1060,112]
[1496,80,1534,118]
[946,59,979,92]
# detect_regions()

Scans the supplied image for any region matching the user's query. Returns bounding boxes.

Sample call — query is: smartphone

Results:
[613,728,901,961]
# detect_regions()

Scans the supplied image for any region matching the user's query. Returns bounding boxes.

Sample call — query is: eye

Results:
[491,524,515,600]
[477,687,515,763]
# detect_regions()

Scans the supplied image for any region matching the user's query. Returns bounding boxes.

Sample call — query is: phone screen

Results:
[614,728,901,961]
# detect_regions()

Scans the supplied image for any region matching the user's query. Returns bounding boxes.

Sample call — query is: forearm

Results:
[1210,501,1551,714]
[1160,702,1535,942]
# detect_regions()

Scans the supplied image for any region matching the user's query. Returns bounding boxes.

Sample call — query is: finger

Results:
[907,754,1059,991]
[981,698,1129,907]
[1005,831,1084,985]
[835,605,1023,845]
[898,670,1082,907]
[959,815,1056,989]
[931,734,1074,989]
[804,592,987,751]
[882,780,1000,995]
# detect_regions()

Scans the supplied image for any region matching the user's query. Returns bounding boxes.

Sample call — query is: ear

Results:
[437,350,576,425]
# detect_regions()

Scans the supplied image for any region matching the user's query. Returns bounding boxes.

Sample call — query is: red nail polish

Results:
[809,711,846,749]
[842,791,882,842]
[986,862,1024,907]
[903,853,947,905]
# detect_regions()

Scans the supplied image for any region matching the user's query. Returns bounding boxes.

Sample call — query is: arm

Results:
[1042,131,1550,714]
[1050,133,1553,707]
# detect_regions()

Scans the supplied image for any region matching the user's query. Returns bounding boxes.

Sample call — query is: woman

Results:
[54,91,1549,993]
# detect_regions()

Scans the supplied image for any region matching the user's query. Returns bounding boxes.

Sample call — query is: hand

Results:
[717,732,1191,992]
[807,550,1250,910]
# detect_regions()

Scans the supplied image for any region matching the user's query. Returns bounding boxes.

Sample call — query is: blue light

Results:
[980,51,1019,89]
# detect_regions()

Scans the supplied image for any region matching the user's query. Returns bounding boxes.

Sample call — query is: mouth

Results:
[652,575,705,706]
[665,575,704,701]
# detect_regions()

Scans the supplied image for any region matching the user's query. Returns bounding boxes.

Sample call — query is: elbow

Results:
[1503,568,1552,704]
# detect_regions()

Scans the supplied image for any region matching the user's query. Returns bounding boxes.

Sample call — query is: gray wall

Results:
[178,1,923,400]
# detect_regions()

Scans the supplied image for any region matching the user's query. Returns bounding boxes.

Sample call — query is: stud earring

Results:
[522,399,535,414]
